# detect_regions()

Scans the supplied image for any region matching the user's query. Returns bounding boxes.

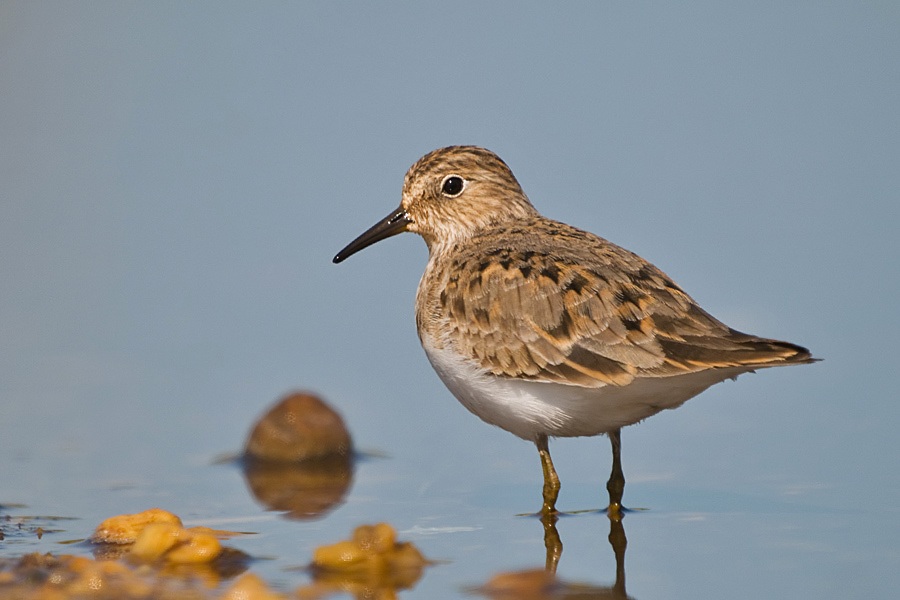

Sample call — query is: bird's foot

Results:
[606,501,623,521]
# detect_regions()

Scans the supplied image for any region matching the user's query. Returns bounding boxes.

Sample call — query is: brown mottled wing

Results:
[438,220,812,387]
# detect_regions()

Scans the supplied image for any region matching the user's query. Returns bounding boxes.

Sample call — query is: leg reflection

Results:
[608,514,628,598]
[540,513,562,574]
[539,512,631,599]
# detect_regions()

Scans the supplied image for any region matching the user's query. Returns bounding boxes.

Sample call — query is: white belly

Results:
[421,337,752,441]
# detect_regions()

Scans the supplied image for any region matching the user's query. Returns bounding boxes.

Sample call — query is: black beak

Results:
[333,206,412,263]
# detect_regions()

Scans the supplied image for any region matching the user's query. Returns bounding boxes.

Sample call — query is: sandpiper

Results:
[333,146,814,518]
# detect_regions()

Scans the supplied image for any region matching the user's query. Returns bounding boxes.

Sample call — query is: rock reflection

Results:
[241,391,355,520]
[474,515,631,599]
[242,455,354,520]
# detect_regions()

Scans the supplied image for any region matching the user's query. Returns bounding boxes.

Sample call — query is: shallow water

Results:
[1,373,896,598]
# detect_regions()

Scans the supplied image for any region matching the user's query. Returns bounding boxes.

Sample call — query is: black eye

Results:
[441,175,465,197]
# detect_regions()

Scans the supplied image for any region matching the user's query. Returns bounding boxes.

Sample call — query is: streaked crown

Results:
[401,146,539,249]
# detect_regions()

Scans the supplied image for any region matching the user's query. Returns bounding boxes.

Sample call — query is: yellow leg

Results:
[606,428,625,519]
[536,434,560,516]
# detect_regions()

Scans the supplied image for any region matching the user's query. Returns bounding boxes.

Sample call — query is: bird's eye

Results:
[441,175,465,197]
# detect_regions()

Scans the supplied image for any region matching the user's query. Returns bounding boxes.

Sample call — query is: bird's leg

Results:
[535,434,560,516]
[606,428,625,519]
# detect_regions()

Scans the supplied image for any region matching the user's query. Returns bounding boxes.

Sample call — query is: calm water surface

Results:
[1,364,895,598]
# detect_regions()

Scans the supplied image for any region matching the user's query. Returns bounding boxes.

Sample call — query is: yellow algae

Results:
[352,522,397,553]
[0,553,193,599]
[387,542,429,571]
[305,522,428,598]
[88,510,240,567]
[0,511,257,598]
[91,508,183,544]
[312,539,367,568]
[129,523,185,561]
[220,572,288,600]
[0,551,270,599]
[128,522,223,564]
[164,531,223,564]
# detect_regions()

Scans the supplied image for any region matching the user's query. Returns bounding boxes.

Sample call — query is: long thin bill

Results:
[332,206,412,263]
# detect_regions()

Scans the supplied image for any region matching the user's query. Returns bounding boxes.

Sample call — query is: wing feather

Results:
[426,219,812,388]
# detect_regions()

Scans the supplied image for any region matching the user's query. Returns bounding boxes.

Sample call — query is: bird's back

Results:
[417,215,814,390]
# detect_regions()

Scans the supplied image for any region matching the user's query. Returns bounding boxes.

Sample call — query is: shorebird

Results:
[334,145,814,517]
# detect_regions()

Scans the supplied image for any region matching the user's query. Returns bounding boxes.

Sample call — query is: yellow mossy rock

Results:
[164,530,222,564]
[90,508,182,544]
[128,523,223,564]
[220,572,288,600]
[129,523,186,561]
[311,523,426,574]
[352,522,396,553]
[312,539,368,568]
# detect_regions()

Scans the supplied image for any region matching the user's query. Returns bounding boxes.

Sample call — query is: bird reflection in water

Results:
[474,513,631,599]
